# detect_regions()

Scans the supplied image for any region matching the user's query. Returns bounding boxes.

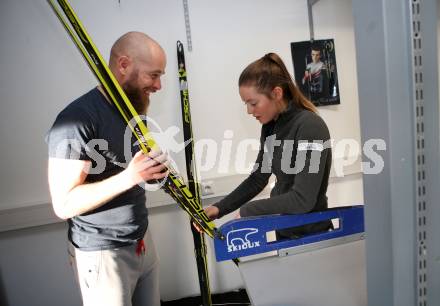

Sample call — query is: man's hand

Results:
[123,150,169,188]
[302,70,310,84]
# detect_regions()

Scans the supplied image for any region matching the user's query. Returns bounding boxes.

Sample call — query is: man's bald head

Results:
[107,32,166,114]
[109,31,164,69]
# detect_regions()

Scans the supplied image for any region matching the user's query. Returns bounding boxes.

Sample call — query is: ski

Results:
[177,41,212,306]
[47,0,222,239]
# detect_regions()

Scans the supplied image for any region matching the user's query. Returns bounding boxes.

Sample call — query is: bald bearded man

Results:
[46,32,168,306]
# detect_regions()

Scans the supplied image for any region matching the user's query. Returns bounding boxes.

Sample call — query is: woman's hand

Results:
[204,205,220,220]
[193,205,220,233]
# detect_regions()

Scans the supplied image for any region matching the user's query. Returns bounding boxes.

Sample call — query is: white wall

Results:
[0,0,364,303]
[0,223,81,306]
[0,0,362,211]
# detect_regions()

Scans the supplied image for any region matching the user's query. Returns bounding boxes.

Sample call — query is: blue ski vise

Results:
[214,205,364,261]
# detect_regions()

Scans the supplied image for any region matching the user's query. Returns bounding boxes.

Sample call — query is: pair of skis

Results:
[48,0,214,304]
[177,41,212,306]
[47,0,221,240]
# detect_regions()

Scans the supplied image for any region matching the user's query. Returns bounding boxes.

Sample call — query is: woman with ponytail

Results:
[205,53,332,238]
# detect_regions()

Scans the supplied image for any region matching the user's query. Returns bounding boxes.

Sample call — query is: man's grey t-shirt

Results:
[47,88,148,251]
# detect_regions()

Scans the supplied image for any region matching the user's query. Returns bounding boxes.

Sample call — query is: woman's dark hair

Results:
[238,52,316,113]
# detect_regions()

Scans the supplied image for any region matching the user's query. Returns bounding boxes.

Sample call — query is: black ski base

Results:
[161,289,250,306]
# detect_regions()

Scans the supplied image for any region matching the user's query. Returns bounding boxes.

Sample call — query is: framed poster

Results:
[290,39,340,106]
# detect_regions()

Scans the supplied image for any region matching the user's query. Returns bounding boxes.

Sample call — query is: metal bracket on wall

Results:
[182,0,192,51]
[411,1,428,305]
[307,0,320,41]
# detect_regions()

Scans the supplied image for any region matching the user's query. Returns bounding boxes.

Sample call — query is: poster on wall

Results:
[290,39,340,106]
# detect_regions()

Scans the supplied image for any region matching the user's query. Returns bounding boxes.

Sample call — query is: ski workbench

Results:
[214,205,367,306]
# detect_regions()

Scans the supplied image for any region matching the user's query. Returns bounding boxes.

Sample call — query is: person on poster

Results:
[302,45,326,97]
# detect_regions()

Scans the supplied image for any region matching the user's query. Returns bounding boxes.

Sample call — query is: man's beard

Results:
[122,72,150,114]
